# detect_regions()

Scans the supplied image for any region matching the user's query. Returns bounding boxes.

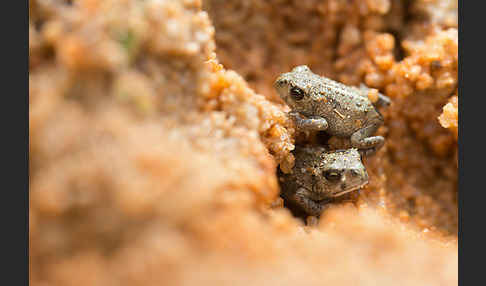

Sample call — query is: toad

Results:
[274,65,390,156]
[278,146,368,216]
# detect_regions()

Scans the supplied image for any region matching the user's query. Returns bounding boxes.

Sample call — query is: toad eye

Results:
[290,87,305,100]
[323,170,341,182]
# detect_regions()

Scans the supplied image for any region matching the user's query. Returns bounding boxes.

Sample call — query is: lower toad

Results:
[278,145,368,216]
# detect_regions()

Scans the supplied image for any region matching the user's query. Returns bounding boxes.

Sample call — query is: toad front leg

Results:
[289,111,329,131]
[350,121,385,156]
[291,188,331,217]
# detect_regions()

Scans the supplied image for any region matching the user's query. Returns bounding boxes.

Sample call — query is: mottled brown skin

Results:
[274,65,390,156]
[278,146,368,216]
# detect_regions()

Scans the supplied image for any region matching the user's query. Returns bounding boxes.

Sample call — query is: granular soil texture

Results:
[30,0,458,285]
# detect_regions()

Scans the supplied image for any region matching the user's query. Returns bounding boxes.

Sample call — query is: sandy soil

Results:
[29,0,458,285]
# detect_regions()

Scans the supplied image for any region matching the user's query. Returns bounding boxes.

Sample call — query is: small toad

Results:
[274,65,390,156]
[278,146,368,217]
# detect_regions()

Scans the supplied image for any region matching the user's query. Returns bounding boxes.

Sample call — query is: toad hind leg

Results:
[359,84,391,108]
[293,188,330,217]
[289,112,329,131]
[374,93,391,108]
[350,123,384,156]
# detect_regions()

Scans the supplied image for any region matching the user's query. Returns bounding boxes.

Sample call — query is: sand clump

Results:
[30,0,457,285]
[439,94,458,139]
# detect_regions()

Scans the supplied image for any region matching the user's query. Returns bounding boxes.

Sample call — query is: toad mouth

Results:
[330,182,368,197]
